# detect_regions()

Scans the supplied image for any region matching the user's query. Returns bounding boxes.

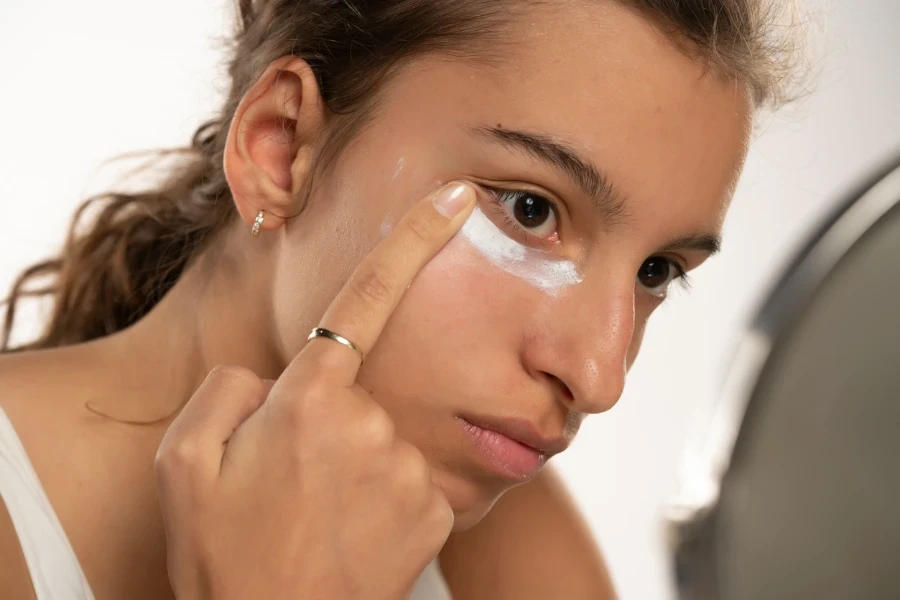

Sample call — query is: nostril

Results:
[545,373,574,402]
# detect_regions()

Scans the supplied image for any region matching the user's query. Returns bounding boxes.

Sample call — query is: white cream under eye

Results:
[459,206,583,293]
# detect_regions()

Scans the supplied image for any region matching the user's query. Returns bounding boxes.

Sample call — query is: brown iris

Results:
[637,257,672,290]
[512,193,552,229]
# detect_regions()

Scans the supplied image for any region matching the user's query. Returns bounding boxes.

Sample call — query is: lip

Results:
[461,413,570,455]
[456,414,569,482]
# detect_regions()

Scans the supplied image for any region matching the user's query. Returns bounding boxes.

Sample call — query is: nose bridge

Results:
[548,270,635,413]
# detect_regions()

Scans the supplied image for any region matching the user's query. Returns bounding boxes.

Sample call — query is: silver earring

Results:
[251,210,265,237]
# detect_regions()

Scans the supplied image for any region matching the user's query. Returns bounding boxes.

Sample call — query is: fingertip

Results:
[432,181,476,219]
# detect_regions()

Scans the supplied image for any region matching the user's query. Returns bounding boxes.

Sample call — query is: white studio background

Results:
[1,2,899,599]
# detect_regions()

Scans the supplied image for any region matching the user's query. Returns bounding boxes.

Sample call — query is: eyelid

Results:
[668,256,688,278]
[487,185,563,221]
[664,256,692,290]
[479,184,565,224]
[469,177,571,221]
[647,251,688,277]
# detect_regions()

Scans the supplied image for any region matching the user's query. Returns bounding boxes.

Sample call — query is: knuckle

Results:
[393,444,430,490]
[308,347,346,374]
[405,212,438,243]
[302,352,350,388]
[361,408,396,448]
[427,495,455,535]
[205,365,264,398]
[274,376,344,442]
[351,265,395,308]
[153,447,172,479]
[155,438,199,476]
[172,440,202,466]
[281,395,310,430]
[301,378,338,420]
[301,374,332,402]
[280,378,332,430]
[209,364,259,385]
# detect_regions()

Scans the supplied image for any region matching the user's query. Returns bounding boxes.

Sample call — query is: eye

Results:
[487,187,560,242]
[636,256,686,298]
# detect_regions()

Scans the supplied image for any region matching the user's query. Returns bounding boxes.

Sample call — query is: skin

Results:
[0,1,752,599]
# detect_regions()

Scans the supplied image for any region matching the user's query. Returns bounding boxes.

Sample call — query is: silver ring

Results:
[308,327,364,362]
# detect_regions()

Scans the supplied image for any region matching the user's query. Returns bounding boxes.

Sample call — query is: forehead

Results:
[375,0,752,233]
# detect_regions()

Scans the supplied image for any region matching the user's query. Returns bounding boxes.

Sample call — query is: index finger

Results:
[295,181,476,384]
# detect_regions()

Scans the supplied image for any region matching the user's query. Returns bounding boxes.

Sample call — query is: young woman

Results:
[0,0,799,598]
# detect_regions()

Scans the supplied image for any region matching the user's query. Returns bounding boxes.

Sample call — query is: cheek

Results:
[361,233,551,392]
[626,322,645,369]
[627,300,657,369]
[394,235,538,344]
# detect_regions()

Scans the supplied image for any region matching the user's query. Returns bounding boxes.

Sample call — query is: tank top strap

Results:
[0,405,96,600]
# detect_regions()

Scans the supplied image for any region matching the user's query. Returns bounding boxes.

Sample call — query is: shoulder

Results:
[0,347,83,416]
[0,349,93,484]
[0,345,122,454]
[0,347,160,598]
[0,348,120,573]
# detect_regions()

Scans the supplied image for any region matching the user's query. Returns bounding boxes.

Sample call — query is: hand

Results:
[155,182,476,600]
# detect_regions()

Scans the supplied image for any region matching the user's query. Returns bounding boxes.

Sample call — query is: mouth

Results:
[456,413,569,483]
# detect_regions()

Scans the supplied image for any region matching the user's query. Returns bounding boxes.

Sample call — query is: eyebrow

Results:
[469,125,630,225]
[657,233,722,256]
[468,125,722,256]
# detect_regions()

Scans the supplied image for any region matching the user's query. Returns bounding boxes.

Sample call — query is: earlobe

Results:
[223,56,327,235]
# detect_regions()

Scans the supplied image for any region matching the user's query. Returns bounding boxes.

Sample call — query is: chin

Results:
[431,466,513,532]
[450,497,502,532]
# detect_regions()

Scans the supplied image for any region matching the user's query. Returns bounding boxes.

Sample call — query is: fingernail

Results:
[433,182,473,218]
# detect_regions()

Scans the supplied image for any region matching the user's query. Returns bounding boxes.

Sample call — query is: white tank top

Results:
[0,406,453,600]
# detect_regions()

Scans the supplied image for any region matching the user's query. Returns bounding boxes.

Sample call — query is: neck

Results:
[86,222,287,421]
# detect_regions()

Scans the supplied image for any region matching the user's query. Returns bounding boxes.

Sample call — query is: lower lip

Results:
[457,418,546,482]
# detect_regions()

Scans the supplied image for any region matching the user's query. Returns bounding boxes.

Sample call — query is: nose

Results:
[521,276,635,414]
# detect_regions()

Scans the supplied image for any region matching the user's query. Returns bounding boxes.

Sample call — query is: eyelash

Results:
[669,262,692,291]
[481,184,693,292]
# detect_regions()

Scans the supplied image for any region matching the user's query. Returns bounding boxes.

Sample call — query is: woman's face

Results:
[271,2,751,529]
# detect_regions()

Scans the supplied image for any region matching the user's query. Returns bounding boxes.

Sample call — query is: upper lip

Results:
[460,413,570,456]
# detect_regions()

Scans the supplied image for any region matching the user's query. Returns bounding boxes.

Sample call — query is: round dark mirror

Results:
[668,155,900,600]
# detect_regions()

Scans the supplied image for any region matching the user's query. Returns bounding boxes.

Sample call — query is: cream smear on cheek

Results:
[379,212,395,237]
[458,206,583,294]
[379,156,412,237]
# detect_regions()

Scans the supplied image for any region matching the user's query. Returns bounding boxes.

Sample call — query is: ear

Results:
[223,56,327,235]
